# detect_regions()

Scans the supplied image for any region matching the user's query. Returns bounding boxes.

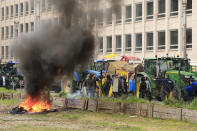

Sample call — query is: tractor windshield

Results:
[169,59,190,71]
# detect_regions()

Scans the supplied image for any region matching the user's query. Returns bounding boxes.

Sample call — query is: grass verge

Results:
[0,87,23,93]
[0,99,21,106]
[98,95,149,104]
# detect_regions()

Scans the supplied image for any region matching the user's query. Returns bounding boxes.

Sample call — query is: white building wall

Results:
[0,0,58,63]
[96,0,195,64]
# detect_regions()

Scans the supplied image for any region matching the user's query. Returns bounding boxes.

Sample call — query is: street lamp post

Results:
[182,0,187,58]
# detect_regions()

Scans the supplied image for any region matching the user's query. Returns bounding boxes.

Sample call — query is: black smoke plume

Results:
[13,0,121,98]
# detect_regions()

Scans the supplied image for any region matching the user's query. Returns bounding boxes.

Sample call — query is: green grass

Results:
[0,87,23,93]
[99,95,149,104]
[1,110,197,131]
[163,98,184,108]
[163,98,197,110]
[186,98,197,110]
[0,99,21,106]
[53,91,67,98]
[13,123,75,131]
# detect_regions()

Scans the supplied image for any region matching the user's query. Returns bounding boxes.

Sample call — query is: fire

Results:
[19,95,51,113]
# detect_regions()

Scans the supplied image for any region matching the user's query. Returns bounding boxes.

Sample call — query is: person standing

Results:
[112,75,119,98]
[86,73,95,98]
[103,75,111,97]
[155,75,174,101]
[145,77,152,101]
[129,73,135,96]
[2,74,5,87]
[93,74,99,97]
[123,75,128,95]
[140,77,146,98]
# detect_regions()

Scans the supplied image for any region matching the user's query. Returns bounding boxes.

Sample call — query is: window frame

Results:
[107,36,112,52]
[158,0,166,18]
[116,35,122,52]
[186,28,192,49]
[125,5,132,22]
[135,33,142,51]
[125,34,132,51]
[158,31,166,50]
[20,3,24,16]
[15,4,18,17]
[106,8,112,25]
[116,7,122,24]
[170,30,178,49]
[186,0,192,14]
[98,37,103,52]
[170,0,178,16]
[146,32,153,50]
[25,1,29,15]
[136,3,142,21]
[146,1,153,19]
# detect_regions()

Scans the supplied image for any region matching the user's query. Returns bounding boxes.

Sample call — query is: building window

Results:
[125,5,132,22]
[31,22,34,32]
[31,0,35,14]
[186,29,192,48]
[1,46,4,59]
[1,8,4,20]
[147,32,153,50]
[116,35,122,52]
[106,8,112,25]
[125,34,131,51]
[158,31,165,49]
[48,0,52,11]
[1,27,4,40]
[25,1,29,15]
[136,33,142,51]
[11,26,13,38]
[6,46,8,58]
[170,0,178,16]
[107,36,112,52]
[10,47,14,58]
[97,10,103,26]
[25,23,29,33]
[116,7,122,24]
[6,7,9,19]
[11,6,13,18]
[20,3,23,16]
[42,0,46,12]
[98,37,103,52]
[147,1,153,19]
[158,0,166,18]
[136,3,142,21]
[187,0,192,14]
[6,26,9,39]
[15,24,19,37]
[15,4,18,17]
[20,24,23,33]
[170,30,178,49]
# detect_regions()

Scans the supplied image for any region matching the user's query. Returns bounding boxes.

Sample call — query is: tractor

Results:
[139,57,197,100]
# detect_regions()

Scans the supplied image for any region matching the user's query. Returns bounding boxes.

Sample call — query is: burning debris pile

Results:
[10,0,121,114]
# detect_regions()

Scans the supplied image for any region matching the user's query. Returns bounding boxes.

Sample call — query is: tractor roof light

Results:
[166,53,168,57]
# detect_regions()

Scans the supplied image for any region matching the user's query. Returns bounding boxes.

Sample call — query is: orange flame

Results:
[19,95,51,112]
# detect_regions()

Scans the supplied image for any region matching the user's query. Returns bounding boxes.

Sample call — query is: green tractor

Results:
[139,57,197,100]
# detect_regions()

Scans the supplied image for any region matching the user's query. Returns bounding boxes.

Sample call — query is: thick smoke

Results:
[111,0,122,13]
[13,0,121,98]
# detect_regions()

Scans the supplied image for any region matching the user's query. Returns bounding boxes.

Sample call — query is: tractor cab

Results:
[143,57,195,100]
[144,57,191,78]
